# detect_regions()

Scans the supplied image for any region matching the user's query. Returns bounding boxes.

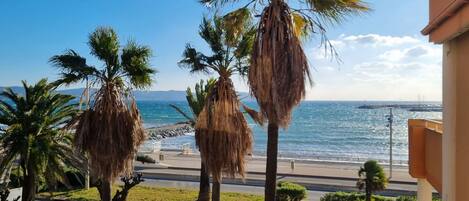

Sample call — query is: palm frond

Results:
[49,49,99,86]
[88,27,120,76]
[169,104,195,125]
[199,17,224,55]
[178,44,210,73]
[304,0,369,24]
[121,40,156,89]
[241,103,264,126]
[222,8,252,47]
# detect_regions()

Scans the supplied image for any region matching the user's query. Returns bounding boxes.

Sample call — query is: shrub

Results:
[136,155,156,164]
[276,181,307,201]
[320,192,392,201]
[395,196,441,201]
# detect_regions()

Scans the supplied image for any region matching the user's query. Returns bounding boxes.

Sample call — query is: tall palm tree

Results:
[200,1,369,200]
[49,27,156,201]
[357,160,388,201]
[0,79,83,201]
[170,79,215,201]
[179,16,258,201]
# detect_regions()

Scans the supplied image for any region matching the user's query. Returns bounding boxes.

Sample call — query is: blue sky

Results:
[0,0,441,101]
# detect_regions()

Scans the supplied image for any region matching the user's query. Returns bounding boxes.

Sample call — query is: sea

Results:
[138,101,442,165]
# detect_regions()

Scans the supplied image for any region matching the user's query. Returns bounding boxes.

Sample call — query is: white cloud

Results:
[305,34,442,101]
[335,34,421,47]
[378,45,440,62]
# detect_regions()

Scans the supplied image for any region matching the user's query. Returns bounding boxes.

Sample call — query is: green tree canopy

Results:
[0,79,83,201]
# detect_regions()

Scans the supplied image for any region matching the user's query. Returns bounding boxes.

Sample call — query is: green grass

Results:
[41,185,263,201]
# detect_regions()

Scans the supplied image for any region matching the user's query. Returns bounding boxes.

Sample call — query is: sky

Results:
[0,0,442,101]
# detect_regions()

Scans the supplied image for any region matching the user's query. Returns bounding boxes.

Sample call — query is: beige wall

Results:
[442,31,469,201]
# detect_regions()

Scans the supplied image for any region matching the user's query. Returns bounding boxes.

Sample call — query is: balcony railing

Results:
[408,119,443,193]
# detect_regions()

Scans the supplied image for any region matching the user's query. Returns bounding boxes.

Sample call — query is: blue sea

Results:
[138,101,442,164]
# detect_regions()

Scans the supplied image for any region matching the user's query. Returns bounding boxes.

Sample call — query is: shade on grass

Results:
[41,186,263,201]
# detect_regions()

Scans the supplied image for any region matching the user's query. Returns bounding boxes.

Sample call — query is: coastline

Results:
[136,150,414,183]
[146,124,409,166]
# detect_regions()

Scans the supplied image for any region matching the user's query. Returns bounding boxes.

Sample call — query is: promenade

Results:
[134,151,420,197]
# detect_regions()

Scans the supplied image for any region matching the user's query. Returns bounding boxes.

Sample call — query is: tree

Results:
[178,16,258,201]
[49,27,156,201]
[0,79,83,201]
[357,160,388,201]
[200,1,369,200]
[170,79,215,201]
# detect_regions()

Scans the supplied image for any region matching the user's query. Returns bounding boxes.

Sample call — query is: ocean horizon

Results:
[138,100,442,165]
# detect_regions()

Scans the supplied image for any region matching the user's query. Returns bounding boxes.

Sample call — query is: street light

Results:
[385,107,394,179]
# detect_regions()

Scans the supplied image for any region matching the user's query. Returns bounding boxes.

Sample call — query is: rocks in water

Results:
[146,122,194,140]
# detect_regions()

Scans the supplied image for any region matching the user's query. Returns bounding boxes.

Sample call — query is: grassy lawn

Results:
[41,185,263,201]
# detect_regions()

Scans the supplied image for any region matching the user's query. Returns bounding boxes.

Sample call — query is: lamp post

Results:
[386,107,394,179]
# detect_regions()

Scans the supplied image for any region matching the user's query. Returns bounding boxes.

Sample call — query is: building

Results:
[409,1,469,201]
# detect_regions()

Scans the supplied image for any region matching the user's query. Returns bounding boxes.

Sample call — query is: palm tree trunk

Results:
[21,167,37,201]
[265,123,279,201]
[198,163,211,201]
[84,156,90,190]
[365,183,371,201]
[99,180,112,201]
[211,180,221,201]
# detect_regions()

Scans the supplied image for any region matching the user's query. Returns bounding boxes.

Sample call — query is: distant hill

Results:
[60,88,191,101]
[0,86,24,94]
[0,87,253,102]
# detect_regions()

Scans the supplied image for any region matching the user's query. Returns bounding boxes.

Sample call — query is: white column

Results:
[417,179,433,201]
[442,40,456,201]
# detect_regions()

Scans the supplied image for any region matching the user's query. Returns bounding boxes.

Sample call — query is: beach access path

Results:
[134,150,421,199]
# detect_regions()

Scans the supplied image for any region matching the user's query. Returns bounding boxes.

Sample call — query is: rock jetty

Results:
[145,122,194,140]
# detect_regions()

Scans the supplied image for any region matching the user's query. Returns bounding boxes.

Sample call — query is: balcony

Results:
[408,119,442,193]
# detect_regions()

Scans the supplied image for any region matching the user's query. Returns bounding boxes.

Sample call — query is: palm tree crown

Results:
[0,79,83,201]
[179,16,255,79]
[357,160,388,201]
[50,27,155,90]
[49,27,156,187]
[179,16,256,182]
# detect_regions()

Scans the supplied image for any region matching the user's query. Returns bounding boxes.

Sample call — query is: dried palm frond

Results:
[74,83,146,182]
[196,76,253,182]
[242,103,265,126]
[249,1,311,128]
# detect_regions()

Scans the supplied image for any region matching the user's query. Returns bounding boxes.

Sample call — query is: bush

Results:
[395,196,441,201]
[136,155,156,164]
[320,192,392,201]
[276,181,307,201]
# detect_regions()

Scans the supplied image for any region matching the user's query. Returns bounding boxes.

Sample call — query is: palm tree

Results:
[169,79,216,201]
[357,160,388,201]
[49,27,156,201]
[200,1,369,200]
[0,79,83,201]
[179,16,258,201]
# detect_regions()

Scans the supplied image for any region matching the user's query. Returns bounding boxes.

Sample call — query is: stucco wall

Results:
[442,30,469,201]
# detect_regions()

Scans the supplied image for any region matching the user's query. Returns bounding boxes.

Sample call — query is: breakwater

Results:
[146,122,194,141]
[357,104,442,112]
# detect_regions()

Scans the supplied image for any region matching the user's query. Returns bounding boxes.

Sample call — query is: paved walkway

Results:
[135,151,419,197]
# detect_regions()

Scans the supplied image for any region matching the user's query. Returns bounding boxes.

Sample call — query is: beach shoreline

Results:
[145,122,409,166]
